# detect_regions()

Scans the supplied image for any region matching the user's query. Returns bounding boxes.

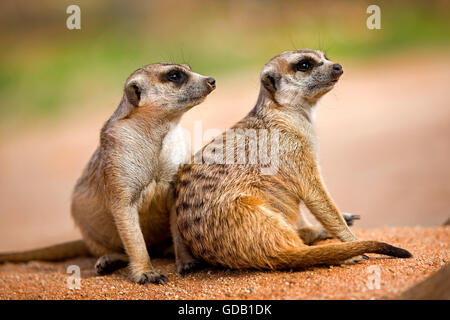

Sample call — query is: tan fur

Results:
[173,49,411,273]
[0,63,216,284]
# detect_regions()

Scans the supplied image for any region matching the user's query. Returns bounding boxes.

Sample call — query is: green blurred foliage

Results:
[0,0,449,124]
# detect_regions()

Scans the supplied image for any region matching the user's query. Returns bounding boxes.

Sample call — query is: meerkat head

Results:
[121,63,216,118]
[261,49,343,107]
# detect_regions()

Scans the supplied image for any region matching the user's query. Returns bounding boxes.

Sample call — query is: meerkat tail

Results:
[0,240,91,263]
[272,241,412,269]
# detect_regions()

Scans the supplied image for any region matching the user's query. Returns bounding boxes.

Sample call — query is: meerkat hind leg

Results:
[339,213,368,263]
[301,212,367,261]
[297,209,360,245]
[297,226,331,245]
[170,205,203,276]
[296,207,331,245]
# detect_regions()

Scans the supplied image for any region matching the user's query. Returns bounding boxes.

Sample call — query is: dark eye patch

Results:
[163,69,188,86]
[294,58,316,72]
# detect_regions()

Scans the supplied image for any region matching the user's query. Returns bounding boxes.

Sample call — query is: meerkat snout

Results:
[329,63,343,82]
[332,63,343,74]
[205,77,216,90]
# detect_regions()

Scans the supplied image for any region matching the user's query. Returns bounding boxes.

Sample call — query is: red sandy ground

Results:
[0,51,449,299]
[0,227,448,300]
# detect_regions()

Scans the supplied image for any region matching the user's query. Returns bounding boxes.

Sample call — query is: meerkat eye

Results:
[166,70,186,83]
[295,59,314,72]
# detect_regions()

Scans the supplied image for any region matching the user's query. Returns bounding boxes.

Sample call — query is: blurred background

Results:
[0,0,449,251]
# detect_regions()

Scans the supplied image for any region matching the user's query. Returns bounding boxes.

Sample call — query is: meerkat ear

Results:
[261,70,281,93]
[125,79,144,107]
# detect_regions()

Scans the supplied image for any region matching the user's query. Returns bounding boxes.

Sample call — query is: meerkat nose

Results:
[206,77,216,89]
[332,64,343,75]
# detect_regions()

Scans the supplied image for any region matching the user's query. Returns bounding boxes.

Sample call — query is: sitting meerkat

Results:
[0,63,216,284]
[172,49,411,274]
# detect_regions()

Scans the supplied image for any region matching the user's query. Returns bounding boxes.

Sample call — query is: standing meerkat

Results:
[172,49,411,274]
[0,63,216,284]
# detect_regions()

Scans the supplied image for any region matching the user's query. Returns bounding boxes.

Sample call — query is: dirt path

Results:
[0,51,449,299]
[0,227,448,300]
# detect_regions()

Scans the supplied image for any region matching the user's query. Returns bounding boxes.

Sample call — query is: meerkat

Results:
[172,49,411,274]
[0,63,216,284]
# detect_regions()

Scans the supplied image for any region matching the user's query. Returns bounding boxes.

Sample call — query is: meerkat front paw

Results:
[343,213,361,226]
[131,270,168,284]
[95,254,128,275]
[177,259,203,277]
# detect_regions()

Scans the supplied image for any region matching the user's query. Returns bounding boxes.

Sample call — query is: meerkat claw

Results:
[343,255,367,265]
[177,260,203,277]
[343,213,361,226]
[95,259,127,275]
[136,271,168,285]
[94,254,129,275]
